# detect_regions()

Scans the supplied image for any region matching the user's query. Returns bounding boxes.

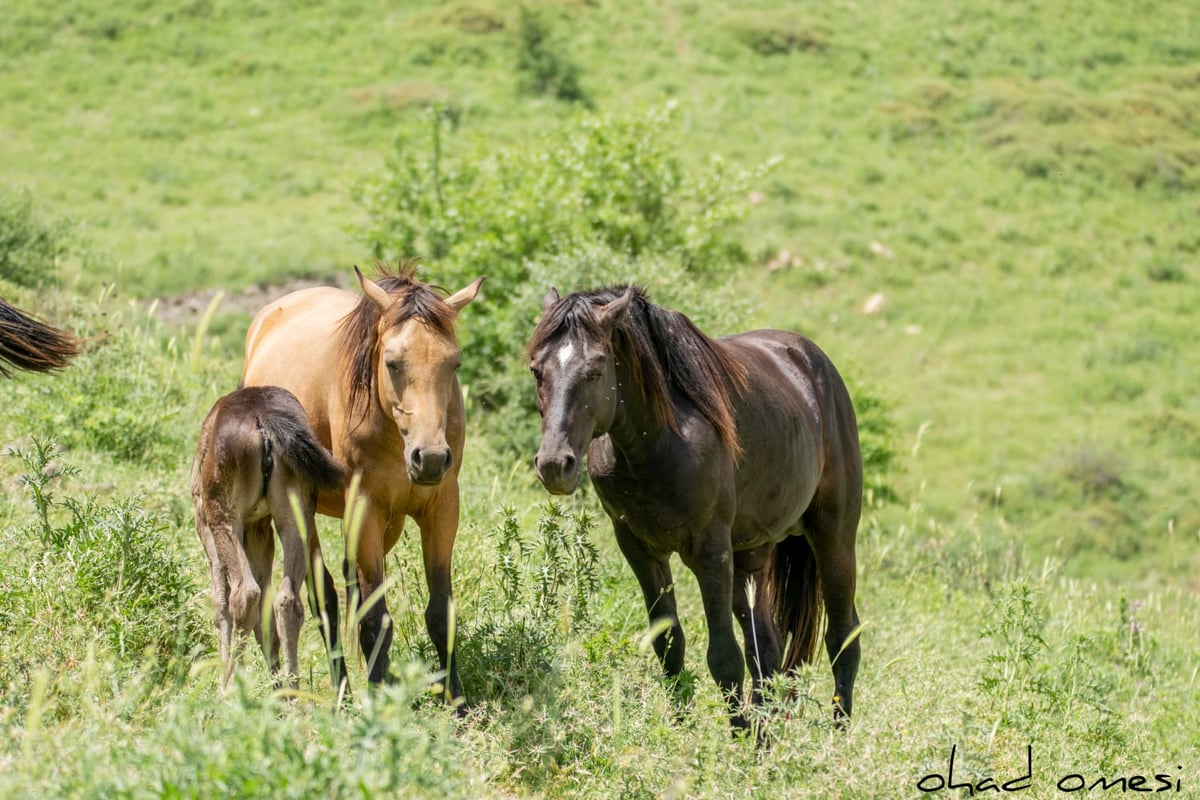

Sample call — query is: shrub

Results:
[24,315,198,465]
[0,188,71,288]
[356,103,770,451]
[515,5,589,105]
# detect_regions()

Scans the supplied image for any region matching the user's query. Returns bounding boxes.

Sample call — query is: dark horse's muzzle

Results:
[534,447,581,495]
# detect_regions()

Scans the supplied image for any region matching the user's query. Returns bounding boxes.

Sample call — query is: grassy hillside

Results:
[1,1,1198,797]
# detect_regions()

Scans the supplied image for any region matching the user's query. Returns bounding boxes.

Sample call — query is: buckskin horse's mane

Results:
[337,260,457,425]
[530,286,748,456]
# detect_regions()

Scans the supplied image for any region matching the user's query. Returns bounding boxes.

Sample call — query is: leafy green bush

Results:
[515,5,589,105]
[357,104,770,451]
[0,188,71,288]
[25,317,198,465]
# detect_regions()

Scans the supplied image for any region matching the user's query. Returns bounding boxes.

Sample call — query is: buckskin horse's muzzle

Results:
[408,443,453,486]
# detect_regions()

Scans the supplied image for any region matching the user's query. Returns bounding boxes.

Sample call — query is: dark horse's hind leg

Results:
[733,546,784,707]
[613,521,686,678]
[804,504,861,722]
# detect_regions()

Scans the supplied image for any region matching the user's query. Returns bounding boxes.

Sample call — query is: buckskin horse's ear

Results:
[596,287,634,332]
[355,266,393,312]
[446,276,486,313]
[542,287,561,313]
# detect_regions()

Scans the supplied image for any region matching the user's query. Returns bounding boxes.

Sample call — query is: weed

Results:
[460,502,600,702]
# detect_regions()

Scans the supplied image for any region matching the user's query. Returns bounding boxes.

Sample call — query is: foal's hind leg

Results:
[804,504,861,722]
[268,482,309,691]
[197,516,236,686]
[243,517,280,676]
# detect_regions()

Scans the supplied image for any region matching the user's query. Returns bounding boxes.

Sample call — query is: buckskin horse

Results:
[241,261,484,703]
[191,385,346,691]
[528,286,862,731]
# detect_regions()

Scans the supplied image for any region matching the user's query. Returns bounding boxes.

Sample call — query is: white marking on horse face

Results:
[556,341,574,367]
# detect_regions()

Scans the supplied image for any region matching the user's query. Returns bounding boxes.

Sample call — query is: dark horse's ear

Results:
[542,287,560,313]
[595,287,635,332]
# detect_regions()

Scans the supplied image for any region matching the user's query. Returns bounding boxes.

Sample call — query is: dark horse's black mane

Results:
[531,286,748,455]
[337,259,457,424]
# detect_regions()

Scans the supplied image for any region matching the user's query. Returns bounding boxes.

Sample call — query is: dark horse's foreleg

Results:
[733,546,783,707]
[613,521,685,677]
[416,498,465,708]
[682,522,748,731]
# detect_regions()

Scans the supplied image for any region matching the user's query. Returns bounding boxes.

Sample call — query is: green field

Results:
[2,2,1198,797]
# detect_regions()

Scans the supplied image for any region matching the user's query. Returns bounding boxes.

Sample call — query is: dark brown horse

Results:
[529,286,862,731]
[0,298,79,377]
[192,386,347,691]
[242,262,483,702]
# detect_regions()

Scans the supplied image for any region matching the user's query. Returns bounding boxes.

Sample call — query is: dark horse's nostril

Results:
[562,453,577,475]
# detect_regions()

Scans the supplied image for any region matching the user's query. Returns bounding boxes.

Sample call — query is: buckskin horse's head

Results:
[356,267,484,486]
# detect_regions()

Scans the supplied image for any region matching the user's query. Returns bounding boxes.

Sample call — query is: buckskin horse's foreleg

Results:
[306,529,349,698]
[683,523,748,731]
[416,491,464,708]
[351,511,394,685]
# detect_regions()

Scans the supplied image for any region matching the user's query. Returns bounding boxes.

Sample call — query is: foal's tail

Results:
[257,410,346,495]
[0,298,80,377]
[769,534,824,672]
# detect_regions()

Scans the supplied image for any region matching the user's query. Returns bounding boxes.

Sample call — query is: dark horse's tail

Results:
[0,298,80,378]
[256,398,346,495]
[770,533,824,672]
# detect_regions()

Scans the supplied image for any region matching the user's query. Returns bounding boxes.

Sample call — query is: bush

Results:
[356,103,770,450]
[0,188,71,288]
[515,5,589,105]
[23,313,200,465]
[459,502,601,702]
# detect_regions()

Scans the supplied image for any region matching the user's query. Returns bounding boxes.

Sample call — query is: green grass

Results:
[2,0,1199,796]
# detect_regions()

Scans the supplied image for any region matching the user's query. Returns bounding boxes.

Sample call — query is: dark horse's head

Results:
[527,287,635,494]
[529,285,746,495]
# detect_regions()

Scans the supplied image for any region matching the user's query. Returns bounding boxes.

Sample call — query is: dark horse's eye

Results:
[529,365,543,381]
